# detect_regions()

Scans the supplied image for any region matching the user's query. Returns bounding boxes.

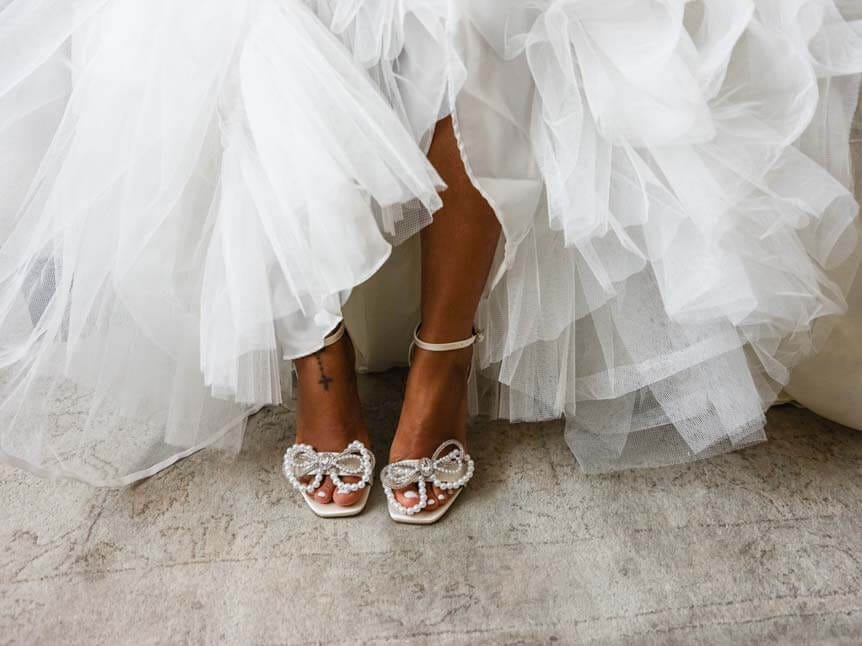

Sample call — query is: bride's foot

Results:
[388,335,473,512]
[293,325,370,507]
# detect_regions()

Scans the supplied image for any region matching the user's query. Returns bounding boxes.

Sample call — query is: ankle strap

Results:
[412,330,479,353]
[323,321,346,348]
[408,325,483,366]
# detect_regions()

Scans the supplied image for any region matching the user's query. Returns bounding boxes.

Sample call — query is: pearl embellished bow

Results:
[283,440,374,495]
[380,439,475,515]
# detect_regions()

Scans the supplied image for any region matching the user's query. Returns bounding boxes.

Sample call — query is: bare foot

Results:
[388,342,472,510]
[293,327,370,507]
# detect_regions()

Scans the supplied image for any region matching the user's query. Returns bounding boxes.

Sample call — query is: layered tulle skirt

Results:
[1,0,861,484]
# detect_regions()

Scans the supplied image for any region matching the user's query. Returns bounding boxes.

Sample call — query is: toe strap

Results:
[283,440,375,495]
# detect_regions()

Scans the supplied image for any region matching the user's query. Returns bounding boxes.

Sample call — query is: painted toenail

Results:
[403,490,419,499]
[427,497,436,506]
[437,494,446,501]
[316,490,328,499]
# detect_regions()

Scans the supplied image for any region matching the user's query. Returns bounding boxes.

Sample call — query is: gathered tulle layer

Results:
[1,0,861,483]
[0,0,443,484]
[317,0,862,470]
[468,1,862,470]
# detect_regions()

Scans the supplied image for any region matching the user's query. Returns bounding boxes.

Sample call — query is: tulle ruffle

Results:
[0,0,442,484]
[306,0,457,147]
[459,0,862,470]
[1,0,861,483]
[319,0,862,470]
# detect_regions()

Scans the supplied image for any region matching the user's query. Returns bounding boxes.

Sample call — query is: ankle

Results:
[409,322,479,380]
[293,329,368,450]
[415,321,477,345]
[295,333,356,387]
[409,346,473,382]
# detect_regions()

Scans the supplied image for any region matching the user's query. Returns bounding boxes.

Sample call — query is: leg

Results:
[390,116,501,510]
[293,327,369,507]
[420,117,501,342]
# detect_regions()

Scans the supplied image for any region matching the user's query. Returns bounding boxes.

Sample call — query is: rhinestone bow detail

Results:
[283,440,374,495]
[380,439,475,515]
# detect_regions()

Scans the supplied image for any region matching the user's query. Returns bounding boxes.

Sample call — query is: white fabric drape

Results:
[1,0,861,484]
[329,0,862,471]
[0,0,443,485]
[787,81,862,430]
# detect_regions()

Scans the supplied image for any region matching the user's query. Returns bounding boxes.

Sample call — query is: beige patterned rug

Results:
[2,371,861,645]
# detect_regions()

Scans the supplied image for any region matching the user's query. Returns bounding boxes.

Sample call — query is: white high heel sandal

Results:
[380,326,480,525]
[282,323,375,519]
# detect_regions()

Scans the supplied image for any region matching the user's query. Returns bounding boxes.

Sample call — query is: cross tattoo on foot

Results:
[318,374,334,391]
[314,351,334,392]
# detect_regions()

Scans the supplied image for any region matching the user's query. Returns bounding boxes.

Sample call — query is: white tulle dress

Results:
[1,0,861,485]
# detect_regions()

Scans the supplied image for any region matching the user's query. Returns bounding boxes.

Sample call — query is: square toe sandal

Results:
[281,322,374,519]
[380,439,475,525]
[283,439,375,518]
[379,326,480,525]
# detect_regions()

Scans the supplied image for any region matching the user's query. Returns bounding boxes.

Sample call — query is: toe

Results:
[312,476,335,504]
[394,485,422,511]
[431,484,449,507]
[332,476,363,507]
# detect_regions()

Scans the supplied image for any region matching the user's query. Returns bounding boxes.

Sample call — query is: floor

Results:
[1,371,861,645]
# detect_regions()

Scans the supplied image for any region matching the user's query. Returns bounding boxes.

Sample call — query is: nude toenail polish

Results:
[403,490,419,499]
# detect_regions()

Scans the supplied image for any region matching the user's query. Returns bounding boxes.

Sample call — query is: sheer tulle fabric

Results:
[318,0,862,470]
[472,1,862,470]
[0,0,442,484]
[787,38,862,431]
[462,1,862,470]
[1,1,861,484]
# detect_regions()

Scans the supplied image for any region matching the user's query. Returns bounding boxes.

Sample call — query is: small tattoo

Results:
[314,351,334,391]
